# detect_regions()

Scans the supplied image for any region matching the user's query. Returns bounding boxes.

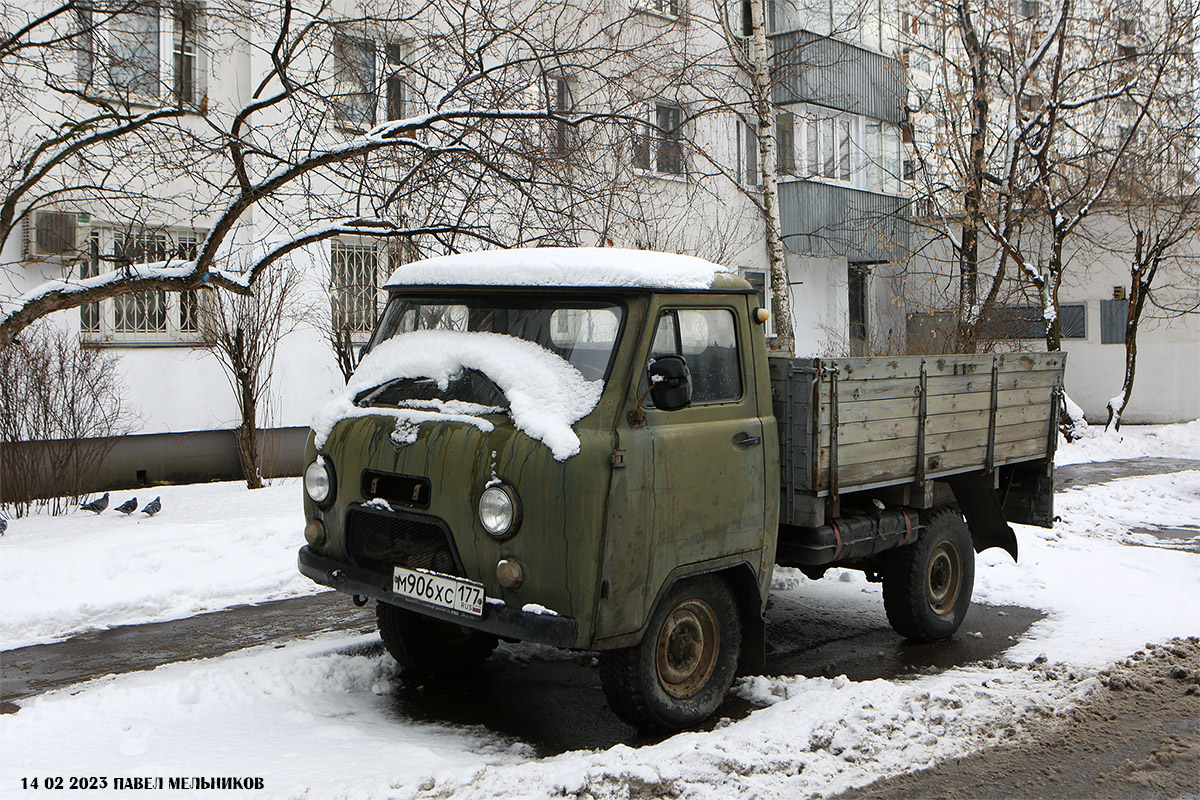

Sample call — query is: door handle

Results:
[734,433,762,447]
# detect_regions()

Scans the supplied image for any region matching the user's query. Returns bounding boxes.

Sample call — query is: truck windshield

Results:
[367,295,625,384]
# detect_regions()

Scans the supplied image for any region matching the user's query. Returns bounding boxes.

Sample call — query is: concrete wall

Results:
[0,427,308,502]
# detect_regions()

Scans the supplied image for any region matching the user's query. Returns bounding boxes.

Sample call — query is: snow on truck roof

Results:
[383,247,751,291]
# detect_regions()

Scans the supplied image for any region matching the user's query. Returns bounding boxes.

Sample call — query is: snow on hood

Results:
[384,247,734,290]
[311,330,604,460]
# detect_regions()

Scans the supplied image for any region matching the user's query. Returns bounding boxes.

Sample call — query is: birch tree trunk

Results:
[746,0,796,355]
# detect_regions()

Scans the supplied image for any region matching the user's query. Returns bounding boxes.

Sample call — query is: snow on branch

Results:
[233,219,492,288]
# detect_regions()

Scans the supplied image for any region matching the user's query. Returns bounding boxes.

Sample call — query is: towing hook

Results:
[352,594,369,607]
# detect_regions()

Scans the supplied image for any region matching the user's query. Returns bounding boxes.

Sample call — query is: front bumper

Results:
[298,546,580,648]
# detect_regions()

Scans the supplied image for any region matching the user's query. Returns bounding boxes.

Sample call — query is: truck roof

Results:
[383,247,753,292]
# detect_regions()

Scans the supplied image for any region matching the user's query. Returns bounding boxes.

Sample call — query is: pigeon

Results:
[141,497,161,516]
[114,497,138,515]
[81,492,109,514]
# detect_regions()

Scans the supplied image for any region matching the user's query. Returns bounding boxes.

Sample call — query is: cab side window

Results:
[650,309,742,404]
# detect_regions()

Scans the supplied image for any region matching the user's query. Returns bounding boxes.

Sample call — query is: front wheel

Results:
[376,601,498,677]
[598,575,741,732]
[882,508,975,642]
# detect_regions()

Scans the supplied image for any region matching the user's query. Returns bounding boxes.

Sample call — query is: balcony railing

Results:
[770,30,905,124]
[779,180,910,262]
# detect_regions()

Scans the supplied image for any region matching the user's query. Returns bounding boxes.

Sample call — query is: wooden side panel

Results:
[808,353,1063,494]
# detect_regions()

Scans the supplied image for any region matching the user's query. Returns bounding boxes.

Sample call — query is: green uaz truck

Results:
[298,248,1062,731]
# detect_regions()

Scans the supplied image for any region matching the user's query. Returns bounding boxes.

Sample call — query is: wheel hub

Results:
[656,599,720,699]
[926,541,962,615]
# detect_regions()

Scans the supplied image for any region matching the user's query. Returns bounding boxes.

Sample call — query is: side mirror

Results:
[648,355,691,411]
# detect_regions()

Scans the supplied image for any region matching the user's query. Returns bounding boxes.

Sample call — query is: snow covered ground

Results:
[1054,418,1200,464]
[0,479,321,650]
[2,423,1199,799]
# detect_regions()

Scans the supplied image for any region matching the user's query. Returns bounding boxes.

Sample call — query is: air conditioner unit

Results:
[22,211,85,259]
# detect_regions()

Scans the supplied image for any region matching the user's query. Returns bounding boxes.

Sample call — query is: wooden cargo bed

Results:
[770,353,1064,527]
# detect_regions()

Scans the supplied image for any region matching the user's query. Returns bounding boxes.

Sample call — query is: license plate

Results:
[392,566,485,617]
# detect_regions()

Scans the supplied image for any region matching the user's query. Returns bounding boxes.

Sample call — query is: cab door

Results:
[596,295,767,644]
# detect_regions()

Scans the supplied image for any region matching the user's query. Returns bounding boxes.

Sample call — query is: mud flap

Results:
[946,473,1019,562]
[739,612,767,674]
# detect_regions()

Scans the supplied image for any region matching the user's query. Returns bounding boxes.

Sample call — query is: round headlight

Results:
[478,484,519,538]
[305,458,334,505]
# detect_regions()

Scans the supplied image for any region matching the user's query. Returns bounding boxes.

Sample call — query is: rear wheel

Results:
[882,508,974,642]
[376,601,498,677]
[598,575,741,732]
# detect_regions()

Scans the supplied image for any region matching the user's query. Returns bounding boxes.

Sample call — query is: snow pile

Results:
[428,667,1086,800]
[1,634,532,799]
[311,330,603,460]
[0,480,318,650]
[0,631,1089,800]
[384,247,734,290]
[1057,419,1200,464]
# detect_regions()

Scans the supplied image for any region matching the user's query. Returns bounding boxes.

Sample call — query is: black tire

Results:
[376,602,498,677]
[598,575,741,732]
[882,508,975,642]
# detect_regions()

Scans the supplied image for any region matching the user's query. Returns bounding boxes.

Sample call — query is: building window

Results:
[77,2,206,106]
[787,106,903,195]
[776,112,796,175]
[632,0,681,18]
[1100,299,1128,344]
[385,42,406,121]
[634,103,684,175]
[79,226,206,344]
[848,264,869,355]
[75,5,95,84]
[330,238,385,344]
[1020,93,1045,114]
[333,31,377,128]
[108,4,160,97]
[1060,303,1086,339]
[781,0,895,52]
[837,117,853,180]
[546,75,574,158]
[172,2,202,105]
[738,121,760,186]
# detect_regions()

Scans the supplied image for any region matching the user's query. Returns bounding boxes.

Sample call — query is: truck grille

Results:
[344,508,459,575]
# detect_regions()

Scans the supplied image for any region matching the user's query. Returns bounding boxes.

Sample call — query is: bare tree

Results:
[903,0,1074,353]
[903,0,1196,435]
[199,265,303,488]
[1103,124,1200,428]
[0,324,136,516]
[1,1,694,350]
[738,0,796,354]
